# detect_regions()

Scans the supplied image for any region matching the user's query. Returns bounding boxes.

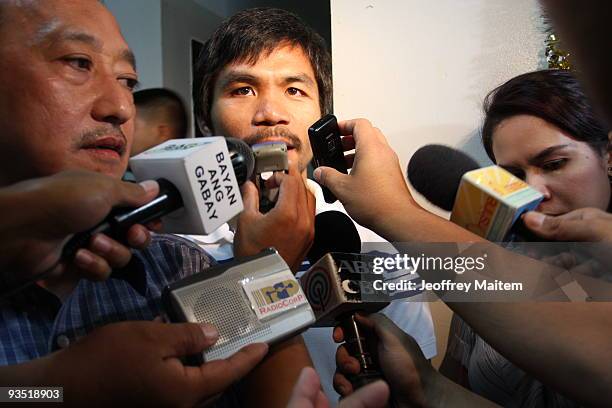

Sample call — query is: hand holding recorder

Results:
[2,320,267,407]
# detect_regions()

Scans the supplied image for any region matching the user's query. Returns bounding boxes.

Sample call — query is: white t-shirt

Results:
[182,180,436,405]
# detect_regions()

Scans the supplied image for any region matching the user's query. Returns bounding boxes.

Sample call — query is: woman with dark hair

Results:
[441,69,611,407]
[481,69,611,215]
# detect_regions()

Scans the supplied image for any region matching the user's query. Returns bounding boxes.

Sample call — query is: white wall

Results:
[104,0,164,90]
[331,0,546,175]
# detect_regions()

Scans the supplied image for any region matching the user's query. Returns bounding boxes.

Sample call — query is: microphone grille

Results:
[306,211,361,264]
[301,265,333,312]
[181,280,272,360]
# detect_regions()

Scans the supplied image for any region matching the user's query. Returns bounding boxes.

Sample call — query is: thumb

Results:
[158,322,219,357]
[313,166,350,200]
[240,180,260,213]
[189,343,269,396]
[366,313,406,348]
[116,179,160,207]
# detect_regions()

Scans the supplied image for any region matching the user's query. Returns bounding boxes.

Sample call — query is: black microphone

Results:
[303,211,388,390]
[407,144,544,242]
[301,253,390,391]
[407,144,479,211]
[306,211,362,264]
[62,137,255,260]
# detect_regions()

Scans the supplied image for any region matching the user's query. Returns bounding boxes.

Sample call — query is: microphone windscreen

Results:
[306,211,361,264]
[407,144,479,211]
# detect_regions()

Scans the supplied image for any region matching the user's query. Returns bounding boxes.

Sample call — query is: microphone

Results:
[163,249,315,364]
[306,211,362,264]
[407,144,479,211]
[407,144,543,242]
[300,252,390,389]
[62,137,254,259]
[302,213,389,389]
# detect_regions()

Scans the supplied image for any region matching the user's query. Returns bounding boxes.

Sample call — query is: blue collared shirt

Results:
[0,234,215,365]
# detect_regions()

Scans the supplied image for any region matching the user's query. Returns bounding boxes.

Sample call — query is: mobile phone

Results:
[308,114,348,203]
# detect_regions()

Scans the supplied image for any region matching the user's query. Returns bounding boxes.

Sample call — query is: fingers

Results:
[158,322,220,357]
[342,135,355,151]
[333,326,344,343]
[272,161,301,215]
[337,119,387,147]
[312,166,350,198]
[73,249,112,281]
[523,210,596,241]
[240,181,261,214]
[88,233,133,268]
[333,371,354,397]
[191,343,269,395]
[287,367,327,408]
[145,219,163,232]
[345,153,355,169]
[114,179,159,207]
[126,225,151,249]
[337,118,371,137]
[336,345,360,375]
[339,380,389,408]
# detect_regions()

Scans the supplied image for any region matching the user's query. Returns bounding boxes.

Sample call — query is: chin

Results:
[85,163,127,180]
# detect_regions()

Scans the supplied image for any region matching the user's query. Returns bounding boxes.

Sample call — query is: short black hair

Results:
[482,69,609,162]
[194,7,332,134]
[134,88,188,138]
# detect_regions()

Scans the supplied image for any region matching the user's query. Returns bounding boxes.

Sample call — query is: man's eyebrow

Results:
[218,72,260,89]
[281,74,315,88]
[119,48,137,71]
[65,32,136,70]
[528,144,571,165]
[55,30,102,50]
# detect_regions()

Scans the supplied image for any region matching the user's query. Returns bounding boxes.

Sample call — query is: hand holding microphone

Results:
[333,314,432,406]
[235,158,315,272]
[407,144,543,243]
[0,170,158,290]
[523,207,612,242]
[61,137,254,264]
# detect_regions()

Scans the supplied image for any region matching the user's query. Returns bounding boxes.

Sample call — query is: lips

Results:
[82,136,126,156]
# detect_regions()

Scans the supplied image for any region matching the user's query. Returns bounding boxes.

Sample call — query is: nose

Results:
[526,172,552,201]
[91,76,135,126]
[252,91,290,127]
